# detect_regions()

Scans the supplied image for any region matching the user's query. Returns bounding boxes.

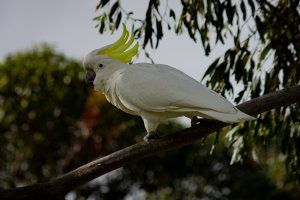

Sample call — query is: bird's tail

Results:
[197,108,255,123]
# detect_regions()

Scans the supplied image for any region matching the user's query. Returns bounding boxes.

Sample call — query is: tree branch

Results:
[1,84,300,200]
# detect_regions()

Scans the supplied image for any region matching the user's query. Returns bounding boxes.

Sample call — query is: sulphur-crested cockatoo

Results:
[83,24,255,142]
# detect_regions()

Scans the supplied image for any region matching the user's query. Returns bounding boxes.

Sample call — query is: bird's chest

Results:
[104,83,137,116]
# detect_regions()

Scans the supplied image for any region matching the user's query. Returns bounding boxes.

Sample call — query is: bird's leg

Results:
[191,116,201,127]
[144,131,160,143]
[142,118,160,143]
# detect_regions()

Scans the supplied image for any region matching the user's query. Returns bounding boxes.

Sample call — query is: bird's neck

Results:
[96,62,128,93]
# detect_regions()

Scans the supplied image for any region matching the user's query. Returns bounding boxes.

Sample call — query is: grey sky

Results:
[0,0,226,80]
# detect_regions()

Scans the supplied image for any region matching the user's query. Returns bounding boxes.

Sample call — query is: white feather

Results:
[84,52,255,134]
[103,63,254,132]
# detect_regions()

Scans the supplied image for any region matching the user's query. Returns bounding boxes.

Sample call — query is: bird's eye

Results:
[98,63,104,68]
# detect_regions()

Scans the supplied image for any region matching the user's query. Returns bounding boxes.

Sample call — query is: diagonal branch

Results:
[1,84,300,200]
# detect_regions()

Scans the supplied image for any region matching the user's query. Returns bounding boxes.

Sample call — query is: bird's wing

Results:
[115,63,237,114]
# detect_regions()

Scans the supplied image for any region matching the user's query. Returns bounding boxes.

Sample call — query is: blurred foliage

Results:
[0,46,299,199]
[74,137,300,200]
[94,0,300,181]
[0,45,88,188]
[0,45,145,189]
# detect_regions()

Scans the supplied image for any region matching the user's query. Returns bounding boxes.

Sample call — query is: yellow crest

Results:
[98,24,139,63]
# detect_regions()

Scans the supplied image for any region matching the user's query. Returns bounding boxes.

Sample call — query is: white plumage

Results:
[83,50,255,141]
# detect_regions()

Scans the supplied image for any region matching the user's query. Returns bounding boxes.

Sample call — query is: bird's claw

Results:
[191,116,201,127]
[144,132,160,143]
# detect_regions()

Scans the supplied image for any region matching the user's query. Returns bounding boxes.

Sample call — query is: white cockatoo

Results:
[83,24,255,142]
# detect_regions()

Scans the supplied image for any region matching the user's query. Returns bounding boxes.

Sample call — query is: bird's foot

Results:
[191,116,201,127]
[144,132,160,143]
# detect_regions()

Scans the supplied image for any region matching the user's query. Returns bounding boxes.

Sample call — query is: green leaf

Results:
[225,1,235,25]
[260,43,271,60]
[202,57,220,80]
[228,49,237,70]
[211,61,228,84]
[184,19,196,41]
[144,2,154,48]
[235,55,246,83]
[143,21,153,48]
[169,9,176,20]
[109,2,119,22]
[242,52,250,65]
[255,16,265,42]
[152,0,160,13]
[204,43,211,56]
[247,0,256,15]
[115,12,122,29]
[235,90,245,103]
[100,18,106,33]
[155,20,163,48]
[96,0,109,10]
[240,1,247,20]
[251,78,261,98]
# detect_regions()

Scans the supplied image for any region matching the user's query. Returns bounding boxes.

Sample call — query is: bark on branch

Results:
[1,84,300,200]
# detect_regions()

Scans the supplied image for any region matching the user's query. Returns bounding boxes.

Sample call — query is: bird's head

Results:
[83,24,139,87]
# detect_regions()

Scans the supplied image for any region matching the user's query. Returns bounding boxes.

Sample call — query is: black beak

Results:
[86,70,96,86]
